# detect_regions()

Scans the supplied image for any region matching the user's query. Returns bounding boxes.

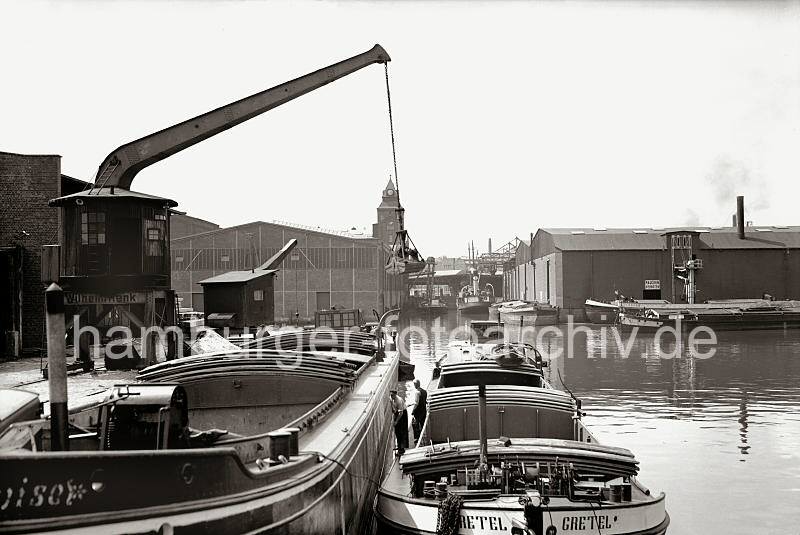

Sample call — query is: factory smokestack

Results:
[737,196,745,240]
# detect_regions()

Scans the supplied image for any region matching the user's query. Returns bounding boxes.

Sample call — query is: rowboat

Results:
[375,341,668,534]
[499,301,560,327]
[583,299,619,324]
[0,329,397,534]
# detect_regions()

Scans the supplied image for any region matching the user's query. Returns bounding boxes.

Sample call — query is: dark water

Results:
[398,312,800,535]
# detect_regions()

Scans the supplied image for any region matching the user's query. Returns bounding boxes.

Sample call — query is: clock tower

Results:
[372,178,403,245]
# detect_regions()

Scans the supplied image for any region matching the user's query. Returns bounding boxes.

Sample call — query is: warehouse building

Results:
[171,180,406,322]
[0,151,90,357]
[506,222,800,322]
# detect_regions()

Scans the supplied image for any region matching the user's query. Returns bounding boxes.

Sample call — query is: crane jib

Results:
[94,44,390,190]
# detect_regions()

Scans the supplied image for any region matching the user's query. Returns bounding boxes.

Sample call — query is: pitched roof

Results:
[409,269,465,279]
[538,227,800,251]
[198,269,277,284]
[49,187,178,207]
[171,219,378,243]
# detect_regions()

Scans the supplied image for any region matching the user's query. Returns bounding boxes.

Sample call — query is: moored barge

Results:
[0,330,397,534]
[375,343,668,534]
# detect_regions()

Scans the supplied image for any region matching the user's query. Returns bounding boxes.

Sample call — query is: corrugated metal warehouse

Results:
[506,225,800,322]
[170,180,406,323]
[171,220,403,322]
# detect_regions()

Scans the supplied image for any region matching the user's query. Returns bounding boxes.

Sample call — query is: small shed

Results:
[199,269,277,330]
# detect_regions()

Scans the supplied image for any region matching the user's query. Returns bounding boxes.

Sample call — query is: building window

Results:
[147,228,161,241]
[254,290,264,301]
[546,259,551,302]
[81,211,106,245]
[671,234,692,249]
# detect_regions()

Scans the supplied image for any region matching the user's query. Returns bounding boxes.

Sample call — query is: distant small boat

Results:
[618,309,696,330]
[500,301,560,326]
[407,297,449,317]
[489,300,525,321]
[457,294,492,315]
[584,299,620,324]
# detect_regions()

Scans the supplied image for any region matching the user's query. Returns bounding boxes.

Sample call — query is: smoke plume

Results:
[705,156,770,212]
[683,208,701,227]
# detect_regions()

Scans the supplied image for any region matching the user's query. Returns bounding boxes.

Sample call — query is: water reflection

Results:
[399,312,800,534]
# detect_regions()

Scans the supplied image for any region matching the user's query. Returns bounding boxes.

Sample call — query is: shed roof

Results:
[538,227,800,251]
[198,269,277,285]
[409,269,465,279]
[49,187,178,207]
[171,219,378,243]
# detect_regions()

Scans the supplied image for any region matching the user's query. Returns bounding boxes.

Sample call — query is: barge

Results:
[0,330,397,534]
[375,343,668,535]
[618,306,800,331]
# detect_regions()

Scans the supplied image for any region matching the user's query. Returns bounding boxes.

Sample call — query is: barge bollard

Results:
[268,430,291,462]
[281,427,300,456]
[45,283,68,451]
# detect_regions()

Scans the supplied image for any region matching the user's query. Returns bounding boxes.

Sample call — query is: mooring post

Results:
[478,384,488,476]
[45,283,69,451]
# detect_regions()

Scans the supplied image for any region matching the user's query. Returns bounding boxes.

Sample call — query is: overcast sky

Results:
[2,1,799,256]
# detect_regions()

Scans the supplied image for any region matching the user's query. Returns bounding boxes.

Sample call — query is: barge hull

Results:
[375,491,669,535]
[0,356,397,535]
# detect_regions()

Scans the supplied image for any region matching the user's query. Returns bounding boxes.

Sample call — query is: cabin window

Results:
[144,219,166,257]
[81,211,106,245]
[253,290,264,301]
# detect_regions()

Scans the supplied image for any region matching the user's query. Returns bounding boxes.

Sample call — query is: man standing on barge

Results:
[409,379,427,441]
[390,389,408,455]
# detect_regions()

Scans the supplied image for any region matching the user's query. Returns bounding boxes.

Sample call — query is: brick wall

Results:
[0,151,62,353]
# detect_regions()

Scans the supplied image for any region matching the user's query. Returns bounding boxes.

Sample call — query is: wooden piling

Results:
[45,283,68,451]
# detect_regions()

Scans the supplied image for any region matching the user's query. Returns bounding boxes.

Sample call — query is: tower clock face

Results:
[386,189,395,196]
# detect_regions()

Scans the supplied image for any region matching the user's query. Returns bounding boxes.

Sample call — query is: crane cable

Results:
[384,63,399,195]
[384,63,405,232]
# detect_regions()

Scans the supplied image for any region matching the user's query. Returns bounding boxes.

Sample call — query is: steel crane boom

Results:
[93,44,390,189]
